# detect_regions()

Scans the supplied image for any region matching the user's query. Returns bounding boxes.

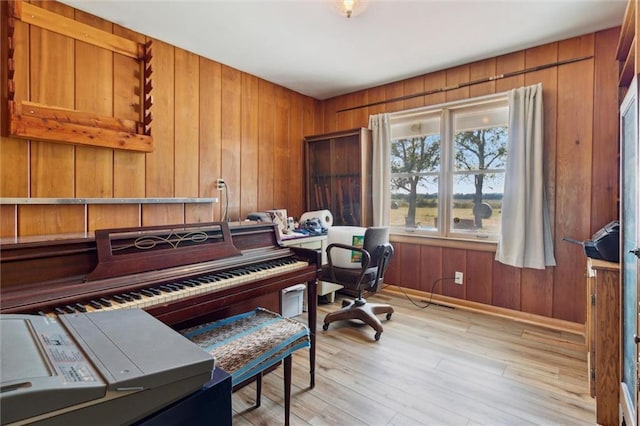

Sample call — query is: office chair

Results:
[320,227,394,341]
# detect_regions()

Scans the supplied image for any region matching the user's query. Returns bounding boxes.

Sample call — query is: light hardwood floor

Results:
[232,290,595,425]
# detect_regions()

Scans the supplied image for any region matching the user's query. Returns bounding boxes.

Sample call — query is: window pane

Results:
[451,172,504,236]
[390,176,438,231]
[453,103,508,174]
[454,127,507,171]
[390,133,441,230]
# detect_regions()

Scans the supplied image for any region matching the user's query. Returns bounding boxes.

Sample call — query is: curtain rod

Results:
[336,55,594,113]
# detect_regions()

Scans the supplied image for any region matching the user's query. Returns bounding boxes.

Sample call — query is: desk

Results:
[281,234,343,302]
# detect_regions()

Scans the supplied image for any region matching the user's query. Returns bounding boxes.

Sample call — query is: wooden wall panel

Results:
[424,70,446,107]
[469,58,496,98]
[185,203,213,224]
[146,40,175,197]
[553,36,595,322]
[274,87,290,210]
[240,73,259,219]
[199,59,222,220]
[384,81,404,113]
[367,85,387,116]
[335,94,352,130]
[466,251,493,305]
[18,205,84,236]
[403,76,424,110]
[351,91,369,129]
[592,27,621,231]
[322,30,620,324]
[113,25,145,199]
[495,51,525,92]
[384,241,401,286]
[142,204,183,226]
[492,262,521,311]
[174,48,200,198]
[30,1,75,199]
[257,80,275,212]
[288,94,304,218]
[442,248,466,299]
[0,205,16,237]
[88,205,139,231]
[399,243,421,289]
[220,65,242,221]
[520,269,553,317]
[445,65,469,102]
[522,43,558,318]
[420,245,443,294]
[322,97,338,133]
[74,10,113,199]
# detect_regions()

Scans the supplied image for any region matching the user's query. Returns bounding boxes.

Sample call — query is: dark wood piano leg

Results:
[306,277,317,389]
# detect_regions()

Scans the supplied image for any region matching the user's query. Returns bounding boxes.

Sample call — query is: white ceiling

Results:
[60,0,627,100]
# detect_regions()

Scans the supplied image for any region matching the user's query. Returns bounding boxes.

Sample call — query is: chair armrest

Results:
[324,243,372,287]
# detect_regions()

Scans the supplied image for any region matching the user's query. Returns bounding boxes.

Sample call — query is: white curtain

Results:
[368,114,391,227]
[495,83,556,269]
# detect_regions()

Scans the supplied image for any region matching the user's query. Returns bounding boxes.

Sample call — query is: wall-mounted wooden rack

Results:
[5,0,154,152]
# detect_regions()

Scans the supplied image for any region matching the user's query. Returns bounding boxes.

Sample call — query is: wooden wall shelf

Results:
[5,0,153,152]
[616,0,637,88]
[0,198,218,205]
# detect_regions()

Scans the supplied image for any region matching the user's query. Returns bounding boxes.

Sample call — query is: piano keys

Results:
[0,221,320,388]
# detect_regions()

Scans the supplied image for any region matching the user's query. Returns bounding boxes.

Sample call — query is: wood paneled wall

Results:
[0,1,621,325]
[320,29,621,324]
[0,1,322,237]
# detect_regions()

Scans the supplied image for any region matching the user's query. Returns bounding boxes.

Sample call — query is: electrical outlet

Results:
[454,271,464,285]
[216,178,225,190]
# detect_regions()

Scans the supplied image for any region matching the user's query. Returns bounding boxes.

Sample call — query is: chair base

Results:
[322,299,394,341]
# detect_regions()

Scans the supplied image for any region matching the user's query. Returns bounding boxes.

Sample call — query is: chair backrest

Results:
[363,227,394,292]
[363,227,389,261]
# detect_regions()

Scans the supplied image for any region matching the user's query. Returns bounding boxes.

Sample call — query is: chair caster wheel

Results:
[323,323,329,331]
[386,313,392,320]
[374,332,381,341]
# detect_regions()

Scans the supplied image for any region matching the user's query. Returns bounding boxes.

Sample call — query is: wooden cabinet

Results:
[586,258,621,426]
[304,128,372,227]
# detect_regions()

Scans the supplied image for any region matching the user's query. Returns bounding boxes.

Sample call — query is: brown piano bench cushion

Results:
[180,307,310,387]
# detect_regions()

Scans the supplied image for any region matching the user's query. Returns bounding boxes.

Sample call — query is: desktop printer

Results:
[564,220,620,263]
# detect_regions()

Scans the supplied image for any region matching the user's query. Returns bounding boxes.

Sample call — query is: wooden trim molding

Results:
[382,285,585,338]
[5,0,154,152]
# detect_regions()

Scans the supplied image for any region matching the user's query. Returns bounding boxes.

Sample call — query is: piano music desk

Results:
[281,234,343,302]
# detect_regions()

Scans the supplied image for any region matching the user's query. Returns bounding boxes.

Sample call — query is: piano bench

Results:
[180,308,310,426]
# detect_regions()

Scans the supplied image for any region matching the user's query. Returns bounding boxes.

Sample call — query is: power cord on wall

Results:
[383,277,456,309]
[217,179,229,222]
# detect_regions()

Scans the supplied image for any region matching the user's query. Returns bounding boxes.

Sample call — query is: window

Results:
[388,96,509,240]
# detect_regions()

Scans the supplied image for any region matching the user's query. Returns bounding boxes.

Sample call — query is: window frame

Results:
[386,92,509,242]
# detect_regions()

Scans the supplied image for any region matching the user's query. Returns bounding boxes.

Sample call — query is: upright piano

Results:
[0,221,320,388]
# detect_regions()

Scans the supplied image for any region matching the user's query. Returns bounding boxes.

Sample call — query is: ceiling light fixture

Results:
[343,0,355,18]
[336,0,366,18]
